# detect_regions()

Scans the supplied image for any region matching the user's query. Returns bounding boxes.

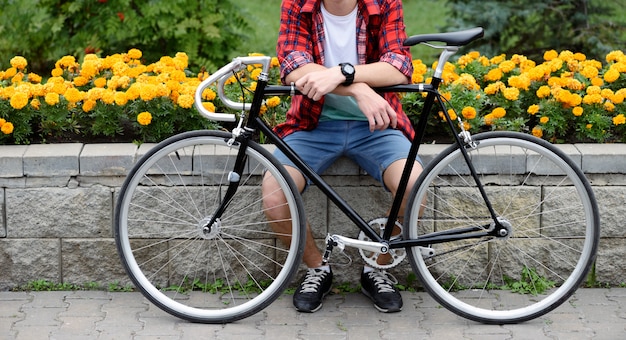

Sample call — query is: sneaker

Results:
[293,268,333,313]
[360,270,403,313]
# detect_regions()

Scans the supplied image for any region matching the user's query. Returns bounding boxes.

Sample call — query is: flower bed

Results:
[1,48,625,145]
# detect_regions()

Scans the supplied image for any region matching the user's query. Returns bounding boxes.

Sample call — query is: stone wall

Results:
[1,143,625,289]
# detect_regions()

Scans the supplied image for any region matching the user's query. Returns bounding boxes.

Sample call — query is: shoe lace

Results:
[368,270,398,293]
[299,269,328,293]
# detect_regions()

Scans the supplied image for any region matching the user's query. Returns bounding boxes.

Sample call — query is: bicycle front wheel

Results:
[115,130,306,323]
[405,131,599,324]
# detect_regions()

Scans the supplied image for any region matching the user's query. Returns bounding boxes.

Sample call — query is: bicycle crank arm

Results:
[328,234,389,254]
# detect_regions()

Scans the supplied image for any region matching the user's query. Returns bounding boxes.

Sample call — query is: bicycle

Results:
[114,27,600,324]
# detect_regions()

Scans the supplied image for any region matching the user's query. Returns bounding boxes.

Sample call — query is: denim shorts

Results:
[272,121,421,188]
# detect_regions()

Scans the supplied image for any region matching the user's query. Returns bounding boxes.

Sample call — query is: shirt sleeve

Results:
[378,0,413,80]
[276,0,315,84]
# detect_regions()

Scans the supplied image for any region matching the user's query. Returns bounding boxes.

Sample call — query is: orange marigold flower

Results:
[536,85,551,99]
[531,126,543,138]
[502,87,520,101]
[10,56,28,70]
[1,121,14,134]
[45,92,60,105]
[266,96,281,108]
[544,50,559,61]
[82,99,97,112]
[10,92,29,109]
[202,102,216,112]
[527,104,540,115]
[202,88,216,101]
[539,116,549,124]
[613,114,626,126]
[30,98,41,110]
[128,48,142,59]
[64,87,83,103]
[604,68,620,83]
[572,106,584,117]
[492,107,506,118]
[177,94,194,108]
[114,91,128,106]
[137,111,152,126]
[461,106,477,120]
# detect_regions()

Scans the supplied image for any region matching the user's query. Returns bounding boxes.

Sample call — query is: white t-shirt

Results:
[320,3,366,121]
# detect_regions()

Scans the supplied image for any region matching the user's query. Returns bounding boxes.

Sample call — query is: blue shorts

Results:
[272,121,421,188]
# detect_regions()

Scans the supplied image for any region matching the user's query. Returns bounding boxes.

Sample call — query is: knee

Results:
[262,175,288,217]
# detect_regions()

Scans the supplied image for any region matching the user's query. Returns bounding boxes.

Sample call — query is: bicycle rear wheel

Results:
[115,130,306,323]
[404,131,599,324]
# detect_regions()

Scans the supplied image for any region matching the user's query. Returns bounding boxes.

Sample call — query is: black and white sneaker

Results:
[360,269,403,313]
[293,268,333,313]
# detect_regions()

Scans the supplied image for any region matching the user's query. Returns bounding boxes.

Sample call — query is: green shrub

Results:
[0,0,248,74]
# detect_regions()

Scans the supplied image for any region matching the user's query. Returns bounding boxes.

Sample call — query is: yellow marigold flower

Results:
[64,87,83,103]
[484,68,502,82]
[508,74,531,90]
[139,83,158,101]
[583,93,603,105]
[461,121,471,130]
[498,60,516,73]
[452,73,479,90]
[271,57,280,68]
[73,76,89,87]
[266,96,281,108]
[177,94,194,108]
[260,104,268,115]
[568,93,582,107]
[539,116,549,124]
[559,50,575,61]
[502,87,520,101]
[490,54,506,65]
[45,92,60,105]
[82,99,97,112]
[586,124,593,129]
[484,113,495,126]
[10,56,28,70]
[604,68,620,83]
[604,101,615,112]
[1,121,14,134]
[590,77,604,86]
[27,73,42,84]
[606,50,625,63]
[492,107,506,118]
[572,106,584,117]
[10,92,29,109]
[51,68,63,77]
[461,106,477,119]
[250,68,263,81]
[527,104,540,115]
[544,50,558,61]
[4,67,17,79]
[94,77,107,88]
[484,81,504,95]
[101,90,115,104]
[531,126,543,138]
[586,85,601,95]
[580,66,598,79]
[613,114,626,125]
[30,98,41,110]
[170,69,187,82]
[203,102,216,112]
[137,111,152,126]
[128,48,142,59]
[87,87,105,101]
[611,92,624,104]
[114,91,128,106]
[202,88,216,101]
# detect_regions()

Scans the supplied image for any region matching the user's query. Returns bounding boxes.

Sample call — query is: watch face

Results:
[344,64,354,74]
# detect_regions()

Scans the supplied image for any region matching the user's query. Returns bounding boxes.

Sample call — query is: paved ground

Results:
[1,288,625,339]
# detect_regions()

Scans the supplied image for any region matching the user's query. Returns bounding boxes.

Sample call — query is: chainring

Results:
[358,217,406,269]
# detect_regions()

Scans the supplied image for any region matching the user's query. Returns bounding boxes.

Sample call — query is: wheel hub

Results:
[198,215,221,239]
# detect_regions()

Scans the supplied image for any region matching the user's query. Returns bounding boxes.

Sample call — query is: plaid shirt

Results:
[275,0,415,140]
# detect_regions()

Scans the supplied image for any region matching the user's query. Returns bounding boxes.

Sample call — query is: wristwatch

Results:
[339,62,355,86]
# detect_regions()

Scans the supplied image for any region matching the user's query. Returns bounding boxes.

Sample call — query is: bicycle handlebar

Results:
[194,27,484,122]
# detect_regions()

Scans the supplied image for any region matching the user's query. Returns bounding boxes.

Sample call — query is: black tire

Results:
[404,131,600,324]
[115,130,306,323]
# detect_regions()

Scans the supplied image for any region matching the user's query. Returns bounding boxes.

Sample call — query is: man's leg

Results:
[262,166,332,313]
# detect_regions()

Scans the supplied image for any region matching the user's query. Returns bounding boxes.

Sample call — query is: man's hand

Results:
[295,66,344,101]
[351,83,398,132]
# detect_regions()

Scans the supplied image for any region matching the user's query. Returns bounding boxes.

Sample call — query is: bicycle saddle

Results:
[404,27,484,47]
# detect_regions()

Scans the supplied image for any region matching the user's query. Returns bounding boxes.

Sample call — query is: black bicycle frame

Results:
[219,74,504,249]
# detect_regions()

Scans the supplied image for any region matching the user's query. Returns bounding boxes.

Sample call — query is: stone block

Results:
[23,143,83,177]
[0,145,27,178]
[0,238,60,289]
[6,186,112,238]
[61,239,129,286]
[80,144,138,176]
[0,189,4,238]
[577,143,626,174]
